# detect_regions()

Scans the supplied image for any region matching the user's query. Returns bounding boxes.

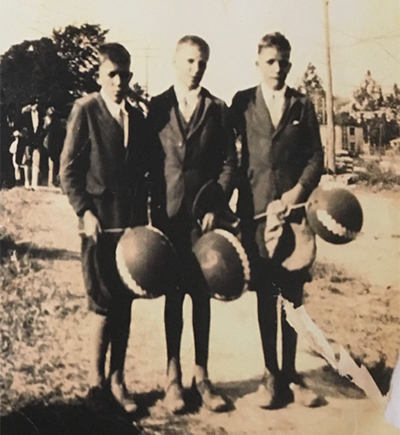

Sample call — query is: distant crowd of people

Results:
[1,97,66,189]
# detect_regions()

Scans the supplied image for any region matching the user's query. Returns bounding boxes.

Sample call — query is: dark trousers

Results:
[164,207,211,371]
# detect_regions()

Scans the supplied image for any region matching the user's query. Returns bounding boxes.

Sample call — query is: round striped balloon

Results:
[306,186,363,244]
[193,229,251,301]
[116,225,178,298]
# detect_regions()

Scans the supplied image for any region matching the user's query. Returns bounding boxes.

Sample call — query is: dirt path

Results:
[1,187,399,435]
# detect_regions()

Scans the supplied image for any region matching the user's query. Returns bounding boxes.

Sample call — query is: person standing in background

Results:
[17,97,45,189]
[1,98,17,188]
[42,106,66,187]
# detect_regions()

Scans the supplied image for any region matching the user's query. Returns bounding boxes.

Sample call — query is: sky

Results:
[0,0,399,103]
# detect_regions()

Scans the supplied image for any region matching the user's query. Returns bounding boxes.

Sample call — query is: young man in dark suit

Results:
[60,43,166,412]
[230,32,324,409]
[147,35,236,414]
[18,97,45,189]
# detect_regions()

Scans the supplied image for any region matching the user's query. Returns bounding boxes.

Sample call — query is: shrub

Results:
[355,158,400,190]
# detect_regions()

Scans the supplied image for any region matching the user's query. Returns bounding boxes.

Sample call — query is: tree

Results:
[383,84,400,140]
[334,111,357,126]
[352,74,400,146]
[0,38,73,111]
[297,63,326,123]
[353,70,383,112]
[127,82,151,116]
[52,24,109,97]
[384,83,400,115]
[1,22,153,120]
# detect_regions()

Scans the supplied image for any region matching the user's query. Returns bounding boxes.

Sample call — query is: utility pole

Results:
[323,0,336,174]
[144,46,150,92]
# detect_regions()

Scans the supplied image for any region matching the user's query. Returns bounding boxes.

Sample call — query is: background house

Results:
[320,124,364,155]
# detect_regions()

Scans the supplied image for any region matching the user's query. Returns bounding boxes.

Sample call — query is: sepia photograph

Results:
[1,1,399,434]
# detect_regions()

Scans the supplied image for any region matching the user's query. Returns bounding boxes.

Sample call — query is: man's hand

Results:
[201,212,216,234]
[83,210,101,242]
[280,183,305,212]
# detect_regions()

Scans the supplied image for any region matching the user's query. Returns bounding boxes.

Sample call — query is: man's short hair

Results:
[97,43,131,66]
[258,32,291,54]
[176,35,210,60]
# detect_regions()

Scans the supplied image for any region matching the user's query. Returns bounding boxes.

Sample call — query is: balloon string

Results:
[78,228,125,236]
[253,201,307,221]
[79,184,154,236]
[103,228,125,233]
[78,182,154,237]
[147,188,152,226]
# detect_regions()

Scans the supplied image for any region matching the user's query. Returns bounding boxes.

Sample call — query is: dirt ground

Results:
[1,186,399,435]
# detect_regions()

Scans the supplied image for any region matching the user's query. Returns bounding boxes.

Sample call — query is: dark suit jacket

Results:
[43,114,66,161]
[18,108,45,150]
[230,85,324,258]
[147,86,236,219]
[60,92,167,230]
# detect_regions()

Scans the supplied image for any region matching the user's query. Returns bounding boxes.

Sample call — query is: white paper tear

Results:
[282,297,338,369]
[338,346,386,409]
[281,296,386,410]
[385,351,400,429]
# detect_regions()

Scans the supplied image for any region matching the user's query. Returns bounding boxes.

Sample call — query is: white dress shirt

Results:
[101,89,129,148]
[31,108,39,133]
[174,84,202,123]
[261,83,287,128]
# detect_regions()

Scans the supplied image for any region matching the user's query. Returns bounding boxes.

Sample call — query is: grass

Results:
[305,261,399,394]
[355,156,400,191]
[0,186,399,434]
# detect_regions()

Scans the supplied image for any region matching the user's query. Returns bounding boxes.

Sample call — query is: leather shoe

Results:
[256,375,294,410]
[194,379,229,412]
[290,374,327,408]
[252,375,275,408]
[86,385,108,411]
[163,380,185,414]
[110,379,137,413]
[267,384,294,410]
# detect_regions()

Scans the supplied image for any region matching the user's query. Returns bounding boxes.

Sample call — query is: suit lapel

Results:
[273,87,299,138]
[254,85,275,138]
[96,93,124,138]
[96,94,125,162]
[156,88,186,166]
[161,87,213,158]
[37,109,44,131]
[125,103,135,165]
[25,112,34,136]
[186,89,212,141]
[166,87,187,145]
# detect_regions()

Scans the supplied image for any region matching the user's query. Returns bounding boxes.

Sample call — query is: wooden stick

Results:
[253,202,307,221]
[78,227,125,236]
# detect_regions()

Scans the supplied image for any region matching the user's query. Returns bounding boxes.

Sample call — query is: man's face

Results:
[257,46,291,90]
[97,58,132,104]
[173,43,208,90]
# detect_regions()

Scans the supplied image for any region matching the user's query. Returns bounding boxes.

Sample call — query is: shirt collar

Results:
[100,89,127,118]
[173,83,202,103]
[261,82,287,101]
